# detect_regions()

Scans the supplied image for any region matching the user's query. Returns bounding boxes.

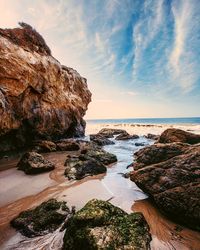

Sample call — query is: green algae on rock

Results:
[11,199,70,237]
[63,199,151,250]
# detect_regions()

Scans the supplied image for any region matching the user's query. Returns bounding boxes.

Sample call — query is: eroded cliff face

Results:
[0,24,91,153]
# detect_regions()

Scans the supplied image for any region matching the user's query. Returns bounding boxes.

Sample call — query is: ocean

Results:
[87,117,200,125]
[86,117,200,136]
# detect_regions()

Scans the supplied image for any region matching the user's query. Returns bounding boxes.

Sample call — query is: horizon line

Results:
[86,116,200,121]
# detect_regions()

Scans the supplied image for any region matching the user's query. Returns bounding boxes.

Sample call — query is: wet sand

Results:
[133,199,200,250]
[0,142,200,249]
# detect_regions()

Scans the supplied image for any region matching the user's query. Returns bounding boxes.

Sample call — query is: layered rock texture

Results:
[63,199,151,250]
[131,129,200,230]
[0,23,91,153]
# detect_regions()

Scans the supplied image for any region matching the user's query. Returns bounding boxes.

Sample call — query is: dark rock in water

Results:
[97,128,128,138]
[158,128,200,144]
[63,199,151,250]
[56,139,80,151]
[32,140,57,152]
[115,132,139,140]
[135,142,145,147]
[0,24,91,153]
[64,156,106,180]
[11,199,70,237]
[17,151,55,174]
[145,133,159,140]
[133,142,189,170]
[85,148,117,165]
[90,134,115,146]
[131,142,200,231]
[64,145,117,180]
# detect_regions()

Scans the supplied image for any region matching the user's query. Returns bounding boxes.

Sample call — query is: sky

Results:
[0,0,200,119]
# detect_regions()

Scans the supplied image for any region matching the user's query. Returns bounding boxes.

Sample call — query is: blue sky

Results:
[0,0,200,118]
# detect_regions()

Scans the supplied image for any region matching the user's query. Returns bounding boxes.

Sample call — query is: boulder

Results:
[115,132,139,140]
[64,146,117,180]
[158,128,200,144]
[97,128,128,138]
[11,199,70,237]
[63,199,151,250]
[17,151,55,174]
[0,23,91,153]
[90,134,115,146]
[131,142,200,230]
[85,148,117,165]
[133,142,189,170]
[64,156,106,180]
[56,139,80,151]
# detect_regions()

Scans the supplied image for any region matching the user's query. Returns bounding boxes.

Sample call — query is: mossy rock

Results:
[11,199,70,237]
[63,199,151,250]
[64,156,107,180]
[85,148,117,165]
[64,146,117,180]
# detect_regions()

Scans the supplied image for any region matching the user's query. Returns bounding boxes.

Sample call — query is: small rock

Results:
[135,142,145,146]
[145,134,159,140]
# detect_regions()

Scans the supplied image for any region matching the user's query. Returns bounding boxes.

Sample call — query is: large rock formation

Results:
[0,23,91,153]
[131,129,200,231]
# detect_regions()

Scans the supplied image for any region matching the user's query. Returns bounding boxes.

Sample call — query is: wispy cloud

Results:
[0,0,199,118]
[169,0,199,92]
[132,0,165,78]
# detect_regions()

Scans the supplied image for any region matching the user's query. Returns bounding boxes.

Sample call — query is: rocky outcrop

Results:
[0,23,91,153]
[11,199,70,237]
[131,130,200,230]
[158,128,200,144]
[17,151,55,174]
[133,142,189,170]
[63,199,151,250]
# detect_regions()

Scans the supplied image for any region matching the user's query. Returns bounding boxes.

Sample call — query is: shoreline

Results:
[0,126,200,249]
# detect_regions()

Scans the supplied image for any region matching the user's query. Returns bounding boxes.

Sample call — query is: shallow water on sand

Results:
[0,124,200,249]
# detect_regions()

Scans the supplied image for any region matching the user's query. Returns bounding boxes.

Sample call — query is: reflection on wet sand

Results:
[133,199,200,250]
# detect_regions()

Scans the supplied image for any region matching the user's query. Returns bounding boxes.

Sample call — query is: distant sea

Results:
[87,117,200,125]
